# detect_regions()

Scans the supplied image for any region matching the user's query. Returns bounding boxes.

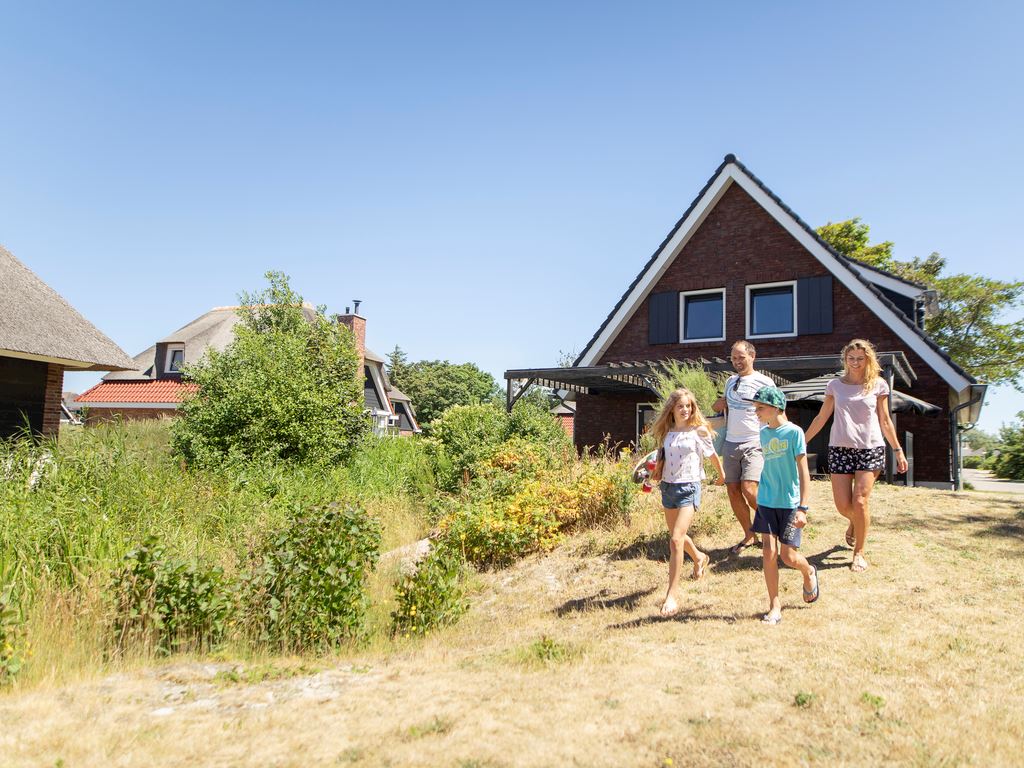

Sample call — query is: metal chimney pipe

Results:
[353,299,362,315]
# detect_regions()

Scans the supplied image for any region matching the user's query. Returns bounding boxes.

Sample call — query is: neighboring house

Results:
[551,400,575,440]
[1,245,134,439]
[76,304,420,435]
[505,155,986,489]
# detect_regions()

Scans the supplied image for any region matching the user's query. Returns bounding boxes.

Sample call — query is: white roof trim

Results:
[851,264,924,299]
[578,161,972,394]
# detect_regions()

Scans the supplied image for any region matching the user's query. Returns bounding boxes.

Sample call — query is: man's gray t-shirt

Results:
[724,371,775,443]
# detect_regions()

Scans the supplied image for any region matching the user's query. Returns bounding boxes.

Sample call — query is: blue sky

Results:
[2,1,1022,432]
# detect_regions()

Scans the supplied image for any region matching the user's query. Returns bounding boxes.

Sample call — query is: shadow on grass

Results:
[885,497,1024,554]
[606,536,764,574]
[554,587,658,617]
[606,607,765,629]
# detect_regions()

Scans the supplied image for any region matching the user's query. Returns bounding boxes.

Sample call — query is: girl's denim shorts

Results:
[659,481,701,509]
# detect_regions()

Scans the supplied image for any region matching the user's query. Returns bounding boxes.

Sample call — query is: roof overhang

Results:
[0,347,134,372]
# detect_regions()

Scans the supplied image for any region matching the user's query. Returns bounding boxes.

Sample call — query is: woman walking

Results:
[804,339,908,572]
[649,388,726,616]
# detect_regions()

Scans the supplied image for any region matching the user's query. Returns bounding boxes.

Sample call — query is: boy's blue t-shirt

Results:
[757,421,807,509]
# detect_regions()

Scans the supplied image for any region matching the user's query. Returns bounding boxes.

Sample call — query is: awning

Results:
[781,374,941,416]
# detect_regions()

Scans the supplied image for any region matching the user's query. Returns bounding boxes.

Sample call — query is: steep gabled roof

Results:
[0,245,135,370]
[575,155,974,394]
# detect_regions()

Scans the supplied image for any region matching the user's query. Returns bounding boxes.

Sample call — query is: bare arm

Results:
[803,393,835,444]
[713,395,727,413]
[793,453,811,528]
[709,451,726,486]
[876,394,909,474]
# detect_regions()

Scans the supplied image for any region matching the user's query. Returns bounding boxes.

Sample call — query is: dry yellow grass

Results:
[2,481,1023,767]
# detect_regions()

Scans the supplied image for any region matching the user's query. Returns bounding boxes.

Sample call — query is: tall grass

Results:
[0,420,436,684]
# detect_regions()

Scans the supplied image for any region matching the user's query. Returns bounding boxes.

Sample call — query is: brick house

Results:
[1,245,134,439]
[505,155,985,489]
[76,303,420,435]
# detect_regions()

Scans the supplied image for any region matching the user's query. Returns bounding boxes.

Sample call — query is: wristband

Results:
[797,505,809,511]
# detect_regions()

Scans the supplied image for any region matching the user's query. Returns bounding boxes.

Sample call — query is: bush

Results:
[172,272,368,468]
[111,535,234,655]
[241,501,381,651]
[989,412,1024,480]
[390,541,468,637]
[1,585,25,685]
[427,403,509,491]
[389,358,500,426]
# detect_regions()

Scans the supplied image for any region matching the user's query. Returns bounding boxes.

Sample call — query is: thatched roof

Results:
[104,304,319,381]
[0,245,135,370]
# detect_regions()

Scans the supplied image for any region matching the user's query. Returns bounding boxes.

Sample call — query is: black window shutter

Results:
[648,291,679,345]
[797,276,833,335]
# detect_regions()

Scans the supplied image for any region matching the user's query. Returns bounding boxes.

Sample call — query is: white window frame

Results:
[746,280,798,339]
[165,344,185,373]
[678,288,726,343]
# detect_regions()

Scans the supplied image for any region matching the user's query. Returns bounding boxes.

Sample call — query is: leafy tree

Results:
[963,428,1000,455]
[991,412,1024,480]
[389,359,500,425]
[172,272,368,467]
[817,219,1024,389]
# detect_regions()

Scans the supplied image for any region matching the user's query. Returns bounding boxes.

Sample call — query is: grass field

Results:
[2,480,1022,767]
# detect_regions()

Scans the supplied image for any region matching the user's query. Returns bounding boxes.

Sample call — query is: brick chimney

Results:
[336,300,366,376]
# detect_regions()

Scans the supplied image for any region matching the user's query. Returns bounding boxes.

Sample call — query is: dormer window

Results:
[166,344,185,373]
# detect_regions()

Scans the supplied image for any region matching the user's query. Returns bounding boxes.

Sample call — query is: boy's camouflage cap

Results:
[745,385,787,411]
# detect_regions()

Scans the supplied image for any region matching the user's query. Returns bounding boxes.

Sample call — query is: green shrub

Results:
[962,455,987,469]
[172,271,368,468]
[507,399,571,449]
[1,585,26,684]
[991,412,1024,481]
[427,403,509,491]
[390,541,468,637]
[241,501,381,651]
[111,535,234,655]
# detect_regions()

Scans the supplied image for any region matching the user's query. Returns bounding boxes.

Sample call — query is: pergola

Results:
[504,352,916,407]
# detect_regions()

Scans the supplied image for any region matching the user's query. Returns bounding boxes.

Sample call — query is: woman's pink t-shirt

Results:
[826,377,890,449]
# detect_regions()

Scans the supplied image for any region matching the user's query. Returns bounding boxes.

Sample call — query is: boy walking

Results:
[746,386,819,624]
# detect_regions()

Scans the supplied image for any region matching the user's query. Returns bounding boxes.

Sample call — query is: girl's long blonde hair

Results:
[650,388,715,446]
[841,338,881,393]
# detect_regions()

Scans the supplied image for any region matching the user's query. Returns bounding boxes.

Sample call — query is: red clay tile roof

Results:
[75,379,197,404]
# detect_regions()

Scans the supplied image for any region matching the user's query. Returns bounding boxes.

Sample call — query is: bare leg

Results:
[662,505,699,615]
[850,471,878,571]
[761,535,781,621]
[780,544,816,597]
[830,473,856,545]
[727,481,759,550]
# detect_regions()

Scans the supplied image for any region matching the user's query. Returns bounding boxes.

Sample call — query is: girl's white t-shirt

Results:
[826,377,890,449]
[662,427,716,483]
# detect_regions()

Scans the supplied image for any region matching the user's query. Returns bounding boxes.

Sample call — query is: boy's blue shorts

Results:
[660,481,701,510]
[752,505,802,547]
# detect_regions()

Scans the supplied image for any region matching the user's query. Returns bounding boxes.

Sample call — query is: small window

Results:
[747,281,797,338]
[679,289,725,342]
[166,345,185,373]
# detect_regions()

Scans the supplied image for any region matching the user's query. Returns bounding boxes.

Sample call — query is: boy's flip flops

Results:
[803,566,820,604]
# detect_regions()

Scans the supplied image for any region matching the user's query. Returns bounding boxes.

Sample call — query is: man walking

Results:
[714,341,775,554]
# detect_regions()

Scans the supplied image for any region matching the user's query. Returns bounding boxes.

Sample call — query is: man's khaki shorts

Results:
[722,439,764,484]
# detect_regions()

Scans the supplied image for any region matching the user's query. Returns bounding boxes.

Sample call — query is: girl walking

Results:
[804,339,909,572]
[649,388,726,617]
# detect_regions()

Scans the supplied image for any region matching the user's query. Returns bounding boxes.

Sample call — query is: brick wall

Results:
[576,182,953,484]
[85,407,178,425]
[337,314,366,374]
[42,364,64,439]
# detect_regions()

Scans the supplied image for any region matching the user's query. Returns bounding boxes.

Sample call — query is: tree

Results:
[389,359,500,426]
[817,219,1024,390]
[386,345,410,385]
[172,271,368,467]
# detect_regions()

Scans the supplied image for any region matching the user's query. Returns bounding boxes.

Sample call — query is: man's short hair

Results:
[731,340,756,357]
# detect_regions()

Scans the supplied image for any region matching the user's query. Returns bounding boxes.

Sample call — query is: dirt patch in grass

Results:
[3,481,1024,766]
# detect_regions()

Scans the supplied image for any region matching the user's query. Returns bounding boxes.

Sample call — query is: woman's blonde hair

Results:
[841,338,881,393]
[650,388,715,446]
